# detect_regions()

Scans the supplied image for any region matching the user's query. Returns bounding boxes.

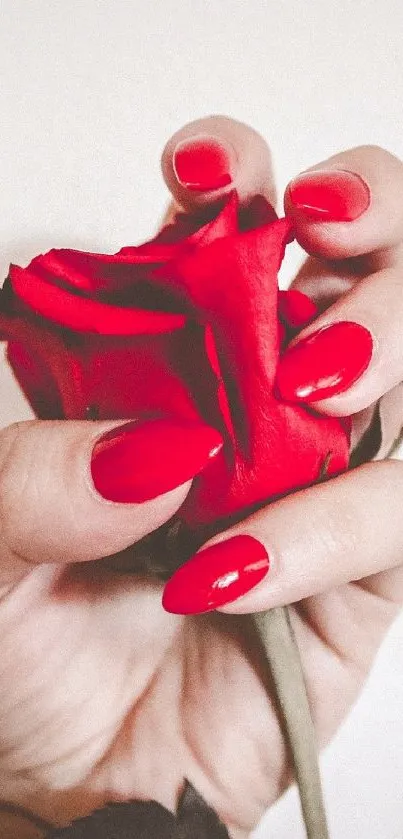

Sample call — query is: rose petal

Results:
[183,397,350,526]
[22,195,240,302]
[82,331,203,423]
[278,289,318,329]
[7,340,64,419]
[10,265,187,335]
[238,194,279,230]
[162,218,293,451]
[0,317,9,340]
[4,191,350,535]
[0,313,89,418]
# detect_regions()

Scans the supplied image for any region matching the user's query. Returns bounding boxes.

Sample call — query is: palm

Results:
[0,560,397,837]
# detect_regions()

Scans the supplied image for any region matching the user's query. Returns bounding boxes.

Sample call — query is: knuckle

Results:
[375,457,403,483]
[352,460,403,510]
[349,144,403,180]
[354,143,388,157]
[349,143,397,162]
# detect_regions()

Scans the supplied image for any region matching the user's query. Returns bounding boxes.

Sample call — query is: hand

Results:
[0,116,401,839]
[161,119,403,821]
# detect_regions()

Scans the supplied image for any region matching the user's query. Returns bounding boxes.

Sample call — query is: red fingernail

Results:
[276,321,373,402]
[91,418,223,503]
[288,169,371,221]
[162,535,269,614]
[173,134,237,192]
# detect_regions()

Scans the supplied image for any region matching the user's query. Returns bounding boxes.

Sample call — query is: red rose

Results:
[0,192,350,530]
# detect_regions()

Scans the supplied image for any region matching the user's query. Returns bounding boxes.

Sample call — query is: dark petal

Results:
[10,265,186,335]
[349,402,382,468]
[7,341,64,419]
[176,781,231,838]
[46,784,230,839]
[47,799,176,838]
[238,193,278,230]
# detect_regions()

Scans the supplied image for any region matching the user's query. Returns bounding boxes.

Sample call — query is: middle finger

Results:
[276,145,403,416]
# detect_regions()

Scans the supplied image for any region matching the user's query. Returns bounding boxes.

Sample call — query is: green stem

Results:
[254,607,329,839]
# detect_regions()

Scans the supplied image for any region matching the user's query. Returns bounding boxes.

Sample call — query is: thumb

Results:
[0,417,222,589]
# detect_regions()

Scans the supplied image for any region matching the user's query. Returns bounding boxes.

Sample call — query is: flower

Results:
[0,192,350,530]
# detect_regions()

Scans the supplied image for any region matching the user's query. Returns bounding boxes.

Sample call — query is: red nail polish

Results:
[288,169,371,222]
[162,535,269,614]
[173,135,236,192]
[91,418,223,503]
[276,321,373,402]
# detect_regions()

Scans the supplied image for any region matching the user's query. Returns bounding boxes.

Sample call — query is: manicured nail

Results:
[288,169,371,221]
[276,321,373,402]
[173,134,237,192]
[162,535,269,614]
[91,418,223,503]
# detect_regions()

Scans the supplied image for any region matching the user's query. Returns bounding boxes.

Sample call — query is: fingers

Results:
[162,460,403,615]
[161,114,276,213]
[0,418,222,588]
[275,145,403,416]
[284,145,403,260]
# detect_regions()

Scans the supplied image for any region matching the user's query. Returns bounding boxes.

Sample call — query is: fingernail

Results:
[288,169,371,222]
[276,321,373,402]
[91,418,223,503]
[173,134,237,192]
[162,535,269,614]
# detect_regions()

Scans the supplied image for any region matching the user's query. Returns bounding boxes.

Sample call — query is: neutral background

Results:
[0,2,403,837]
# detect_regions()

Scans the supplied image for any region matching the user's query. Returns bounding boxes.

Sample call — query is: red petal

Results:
[0,289,13,339]
[0,315,10,340]
[193,324,236,447]
[162,217,293,453]
[134,191,238,251]
[278,289,318,329]
[82,333,201,423]
[278,320,287,348]
[4,198,350,535]
[21,195,240,300]
[10,265,186,335]
[182,398,350,526]
[7,340,63,419]
[21,249,171,297]
[5,315,203,423]
[1,313,89,418]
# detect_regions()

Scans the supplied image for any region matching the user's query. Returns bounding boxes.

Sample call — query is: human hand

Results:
[0,415,225,837]
[160,118,403,825]
[1,115,402,838]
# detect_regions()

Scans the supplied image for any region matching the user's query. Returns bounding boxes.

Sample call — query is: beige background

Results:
[0,1,403,836]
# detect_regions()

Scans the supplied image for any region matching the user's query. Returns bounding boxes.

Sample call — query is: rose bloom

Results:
[0,192,350,531]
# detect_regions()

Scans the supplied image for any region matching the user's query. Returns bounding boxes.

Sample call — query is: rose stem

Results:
[253,606,330,839]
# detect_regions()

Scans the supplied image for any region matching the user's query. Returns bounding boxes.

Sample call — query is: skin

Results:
[1,116,403,837]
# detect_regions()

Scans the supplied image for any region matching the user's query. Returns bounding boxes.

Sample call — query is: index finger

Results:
[161,114,277,212]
